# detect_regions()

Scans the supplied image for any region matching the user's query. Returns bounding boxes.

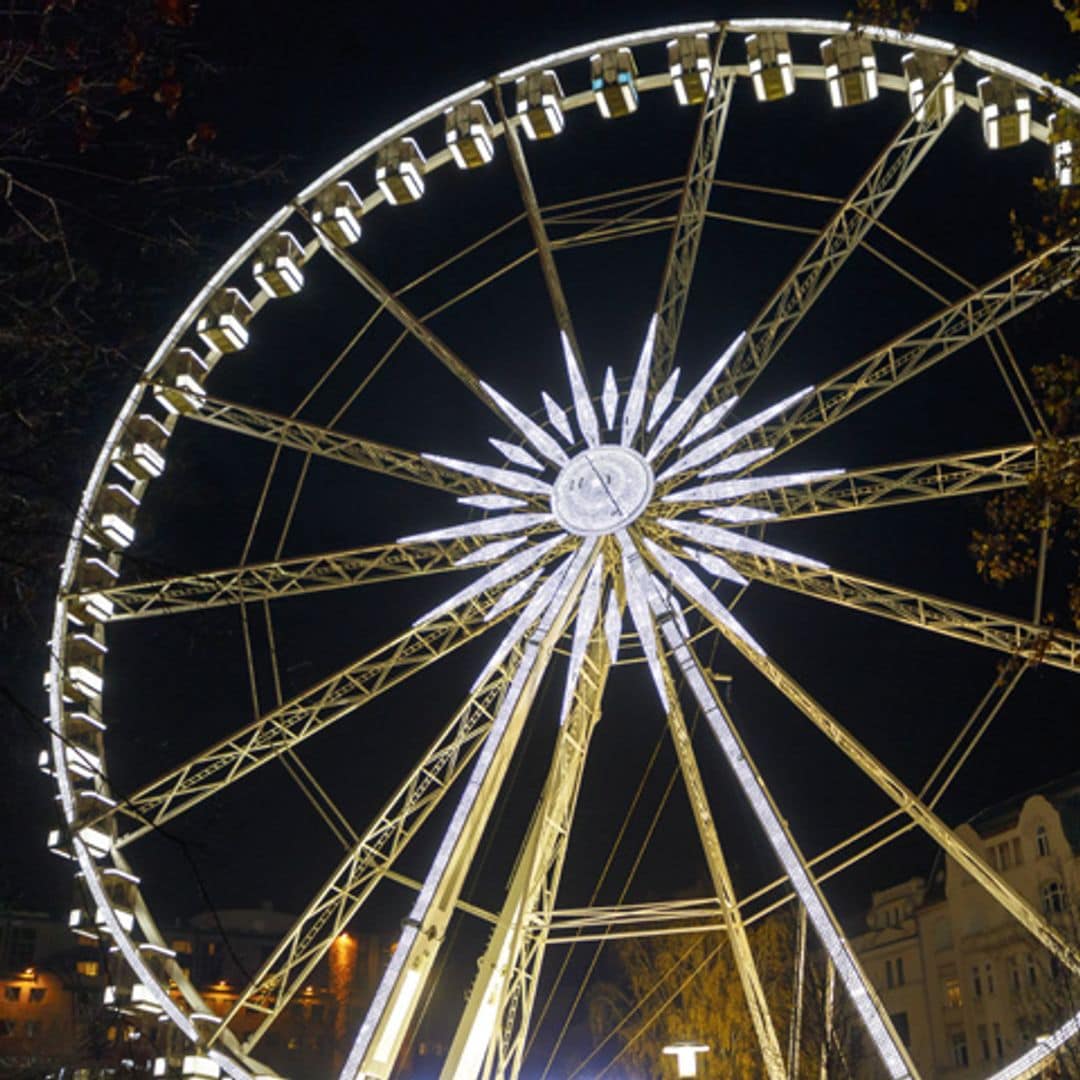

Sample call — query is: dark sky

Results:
[7,0,1079,1073]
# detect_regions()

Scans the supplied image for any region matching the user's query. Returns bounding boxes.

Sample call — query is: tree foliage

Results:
[587,910,861,1079]
[0,1,281,632]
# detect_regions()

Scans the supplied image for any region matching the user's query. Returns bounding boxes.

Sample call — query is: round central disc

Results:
[552,445,654,536]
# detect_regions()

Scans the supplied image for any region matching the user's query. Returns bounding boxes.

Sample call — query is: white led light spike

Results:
[679,545,749,586]
[647,368,680,432]
[454,537,528,567]
[602,367,619,430]
[489,438,543,472]
[423,453,553,496]
[679,396,738,448]
[646,332,745,463]
[457,494,528,511]
[660,518,828,571]
[542,392,575,444]
[603,590,623,663]
[621,314,658,447]
[560,558,604,724]
[560,332,600,448]
[664,468,843,505]
[616,530,671,709]
[399,512,552,545]
[481,380,570,467]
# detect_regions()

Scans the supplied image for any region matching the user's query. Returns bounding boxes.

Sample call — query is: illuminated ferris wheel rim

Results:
[45,14,1079,1080]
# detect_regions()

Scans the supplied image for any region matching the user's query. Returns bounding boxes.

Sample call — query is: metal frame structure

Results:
[43,16,1080,1080]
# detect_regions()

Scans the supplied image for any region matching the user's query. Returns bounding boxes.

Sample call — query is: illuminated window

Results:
[171,939,193,955]
[28,988,45,1003]
[206,942,217,956]
[76,960,100,978]
[945,977,962,1008]
[4,986,20,1002]
[1036,826,1050,857]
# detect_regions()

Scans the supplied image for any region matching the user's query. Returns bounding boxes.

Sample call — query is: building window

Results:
[890,1011,911,1048]
[985,961,995,995]
[1042,880,1065,915]
[28,987,45,1004]
[4,986,20,1002]
[0,1020,15,1037]
[76,960,100,978]
[1013,837,1023,865]
[945,978,962,1008]
[996,841,1012,870]
[1036,825,1050,857]
[1027,953,1039,986]
[6,927,36,969]
[886,960,895,989]
[896,957,905,986]
[951,1032,969,1067]
[1009,956,1021,993]
[993,1022,1004,1058]
[978,1024,990,1060]
[24,1019,40,1038]
[972,966,983,999]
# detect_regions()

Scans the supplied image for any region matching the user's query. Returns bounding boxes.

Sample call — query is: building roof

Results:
[967,768,1080,849]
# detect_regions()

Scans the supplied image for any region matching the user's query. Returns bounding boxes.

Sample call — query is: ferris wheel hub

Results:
[551,445,654,536]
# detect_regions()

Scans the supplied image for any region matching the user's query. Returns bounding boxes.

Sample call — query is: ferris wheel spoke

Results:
[707,616,1080,988]
[716,550,1080,674]
[309,215,502,419]
[443,609,614,1080]
[742,235,1080,463]
[206,653,527,1054]
[642,584,920,1080]
[79,537,513,621]
[647,31,736,393]
[710,58,961,407]
[89,583,532,848]
[158,389,504,497]
[343,538,599,1080]
[658,662,788,1080]
[722,441,1039,522]
[493,86,587,378]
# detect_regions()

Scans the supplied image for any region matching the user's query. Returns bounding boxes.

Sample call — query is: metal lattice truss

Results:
[44,17,1080,1080]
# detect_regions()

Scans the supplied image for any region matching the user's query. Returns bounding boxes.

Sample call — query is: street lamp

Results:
[663,1042,710,1077]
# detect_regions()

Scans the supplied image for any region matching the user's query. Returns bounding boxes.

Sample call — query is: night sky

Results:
[5,0,1078,1072]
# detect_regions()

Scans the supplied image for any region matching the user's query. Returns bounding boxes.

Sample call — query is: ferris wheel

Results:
[44,15,1080,1080]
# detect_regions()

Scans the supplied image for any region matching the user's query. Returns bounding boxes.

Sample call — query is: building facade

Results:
[0,904,387,1077]
[853,775,1080,1078]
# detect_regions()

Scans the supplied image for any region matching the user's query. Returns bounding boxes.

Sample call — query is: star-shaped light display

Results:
[399,316,841,711]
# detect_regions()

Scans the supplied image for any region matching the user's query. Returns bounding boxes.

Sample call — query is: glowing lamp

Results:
[196,288,252,353]
[515,70,565,140]
[668,34,711,107]
[312,180,363,246]
[902,50,955,122]
[590,47,638,119]
[978,75,1031,149]
[446,100,495,169]
[253,231,305,298]
[376,138,426,205]
[747,31,795,102]
[821,35,878,108]
[663,1042,710,1077]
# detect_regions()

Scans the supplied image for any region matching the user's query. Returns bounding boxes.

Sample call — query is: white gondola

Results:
[253,231,305,297]
[446,100,495,168]
[376,138,426,205]
[590,47,638,119]
[195,288,252,353]
[1050,112,1076,186]
[515,70,565,140]
[747,31,795,102]
[112,413,169,483]
[98,483,140,548]
[902,50,955,122]
[154,348,210,416]
[312,180,363,246]
[182,1056,221,1079]
[821,35,878,108]
[668,34,711,107]
[978,75,1031,149]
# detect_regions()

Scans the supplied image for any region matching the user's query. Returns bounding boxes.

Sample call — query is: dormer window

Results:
[1036,825,1051,858]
